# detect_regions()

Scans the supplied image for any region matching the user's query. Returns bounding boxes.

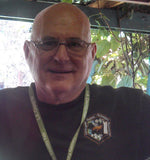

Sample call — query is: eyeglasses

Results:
[30,38,93,56]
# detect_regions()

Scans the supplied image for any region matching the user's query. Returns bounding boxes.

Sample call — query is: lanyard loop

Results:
[29,84,90,160]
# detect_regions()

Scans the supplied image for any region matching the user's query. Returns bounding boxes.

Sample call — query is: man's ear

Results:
[92,43,97,59]
[23,40,30,60]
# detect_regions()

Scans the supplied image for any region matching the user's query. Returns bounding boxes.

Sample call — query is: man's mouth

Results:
[48,69,73,74]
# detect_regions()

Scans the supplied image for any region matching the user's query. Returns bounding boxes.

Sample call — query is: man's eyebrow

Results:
[41,36,57,41]
[67,37,82,41]
[41,36,82,41]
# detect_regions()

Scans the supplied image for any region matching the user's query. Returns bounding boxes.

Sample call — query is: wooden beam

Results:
[88,1,124,8]
[107,0,150,6]
[0,0,150,34]
[89,0,150,8]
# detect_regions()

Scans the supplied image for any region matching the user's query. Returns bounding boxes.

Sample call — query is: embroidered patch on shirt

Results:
[84,113,111,144]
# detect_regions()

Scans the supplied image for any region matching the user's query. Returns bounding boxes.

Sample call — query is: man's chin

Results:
[49,72,74,81]
[46,83,72,94]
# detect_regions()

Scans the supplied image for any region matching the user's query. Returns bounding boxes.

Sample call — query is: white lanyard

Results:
[29,84,90,160]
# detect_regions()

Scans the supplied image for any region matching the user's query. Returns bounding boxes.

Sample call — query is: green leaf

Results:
[136,76,148,87]
[95,20,101,26]
[96,40,111,58]
[117,75,133,88]
[112,31,120,38]
[101,74,116,87]
[105,61,114,72]
[61,0,72,3]
[110,37,120,52]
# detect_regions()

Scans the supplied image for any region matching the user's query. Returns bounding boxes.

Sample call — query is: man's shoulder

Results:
[0,86,29,102]
[89,84,150,123]
[89,84,149,106]
[0,86,29,95]
[90,84,144,97]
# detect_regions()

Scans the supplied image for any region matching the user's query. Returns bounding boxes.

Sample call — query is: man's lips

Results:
[48,69,74,74]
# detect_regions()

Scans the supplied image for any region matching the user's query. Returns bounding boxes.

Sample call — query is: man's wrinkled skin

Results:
[24,3,97,105]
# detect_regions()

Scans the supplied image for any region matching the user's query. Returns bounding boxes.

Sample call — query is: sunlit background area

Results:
[0,19,33,89]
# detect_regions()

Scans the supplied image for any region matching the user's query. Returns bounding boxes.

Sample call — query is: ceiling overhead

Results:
[89,0,150,9]
[0,0,150,33]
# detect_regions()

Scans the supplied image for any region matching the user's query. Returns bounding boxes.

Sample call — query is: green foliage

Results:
[61,0,72,3]
[117,75,133,88]
[96,40,110,58]
[135,76,148,90]
[101,74,117,87]
[110,37,120,52]
[91,28,149,92]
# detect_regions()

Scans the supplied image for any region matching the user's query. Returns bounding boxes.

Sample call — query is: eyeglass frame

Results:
[29,38,94,56]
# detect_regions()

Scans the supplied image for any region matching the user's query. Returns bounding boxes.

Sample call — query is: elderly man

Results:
[0,2,150,160]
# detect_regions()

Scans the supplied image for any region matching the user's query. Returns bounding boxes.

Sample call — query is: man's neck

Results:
[35,84,86,105]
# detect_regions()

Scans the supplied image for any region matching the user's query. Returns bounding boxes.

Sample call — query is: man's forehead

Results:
[35,3,87,23]
[31,3,91,41]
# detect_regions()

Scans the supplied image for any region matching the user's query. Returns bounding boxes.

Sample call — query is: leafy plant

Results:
[91,28,150,92]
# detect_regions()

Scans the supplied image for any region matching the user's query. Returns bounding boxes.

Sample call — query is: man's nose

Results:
[53,44,70,63]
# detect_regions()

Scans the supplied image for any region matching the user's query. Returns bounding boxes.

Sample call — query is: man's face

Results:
[25,8,96,97]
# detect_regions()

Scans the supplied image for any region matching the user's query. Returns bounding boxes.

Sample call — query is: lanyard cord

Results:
[29,84,90,160]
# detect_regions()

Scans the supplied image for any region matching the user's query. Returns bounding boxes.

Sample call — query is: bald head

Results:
[31,3,91,42]
[24,2,96,105]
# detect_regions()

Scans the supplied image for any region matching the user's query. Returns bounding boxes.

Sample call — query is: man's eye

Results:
[37,40,58,51]
[68,41,82,48]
